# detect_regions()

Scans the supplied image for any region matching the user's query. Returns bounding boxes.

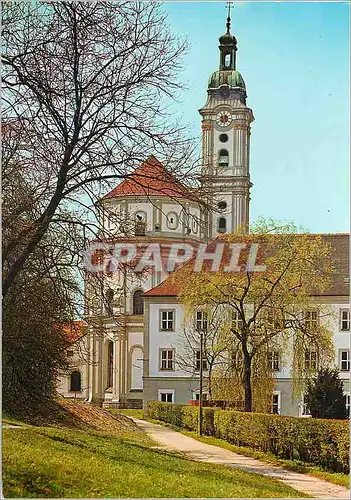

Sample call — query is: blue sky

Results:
[163,1,349,233]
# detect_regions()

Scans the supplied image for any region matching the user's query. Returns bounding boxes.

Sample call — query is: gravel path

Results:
[132,418,350,499]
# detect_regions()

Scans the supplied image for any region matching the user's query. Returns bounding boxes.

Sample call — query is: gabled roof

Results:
[104,155,193,200]
[145,233,350,298]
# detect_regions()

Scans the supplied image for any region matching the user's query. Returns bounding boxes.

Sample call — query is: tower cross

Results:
[226,1,232,33]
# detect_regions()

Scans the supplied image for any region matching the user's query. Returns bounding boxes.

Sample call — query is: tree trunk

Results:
[208,368,212,401]
[243,354,253,412]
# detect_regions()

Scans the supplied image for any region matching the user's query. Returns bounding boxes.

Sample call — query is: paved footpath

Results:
[132,418,350,499]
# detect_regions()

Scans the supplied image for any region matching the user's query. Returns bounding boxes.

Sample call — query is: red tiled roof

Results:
[60,321,86,343]
[104,155,193,199]
[145,233,350,298]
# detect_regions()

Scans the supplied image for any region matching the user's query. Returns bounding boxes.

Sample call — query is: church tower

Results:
[199,8,254,238]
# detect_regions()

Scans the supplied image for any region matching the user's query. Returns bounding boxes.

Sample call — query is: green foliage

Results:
[305,368,348,419]
[148,402,349,474]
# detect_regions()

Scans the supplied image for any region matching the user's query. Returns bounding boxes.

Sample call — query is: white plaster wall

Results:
[149,303,190,377]
[148,301,350,382]
[129,332,143,347]
[131,347,143,390]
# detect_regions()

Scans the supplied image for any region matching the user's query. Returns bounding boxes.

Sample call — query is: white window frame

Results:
[160,309,175,331]
[195,350,208,372]
[193,391,208,401]
[340,350,350,371]
[340,309,350,331]
[268,351,280,371]
[343,392,350,417]
[195,310,208,331]
[158,389,175,403]
[166,212,179,230]
[304,350,318,370]
[299,394,312,417]
[272,391,281,415]
[159,349,175,371]
[231,310,243,331]
[305,310,318,330]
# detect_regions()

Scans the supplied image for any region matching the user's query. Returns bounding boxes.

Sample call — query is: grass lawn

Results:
[3,426,305,498]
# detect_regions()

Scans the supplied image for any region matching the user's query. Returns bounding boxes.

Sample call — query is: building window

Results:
[268,351,280,371]
[218,149,229,167]
[340,350,350,371]
[305,351,318,371]
[340,309,350,331]
[195,350,208,371]
[230,348,243,370]
[343,393,350,417]
[272,393,280,414]
[231,310,243,331]
[133,290,144,315]
[218,217,227,234]
[166,212,178,230]
[217,201,227,210]
[70,371,81,392]
[160,350,175,371]
[266,308,283,329]
[106,341,113,389]
[194,392,208,401]
[195,311,208,331]
[159,391,174,403]
[160,310,174,331]
[299,395,311,417]
[105,288,114,315]
[135,212,147,236]
[219,133,228,143]
[305,311,318,330]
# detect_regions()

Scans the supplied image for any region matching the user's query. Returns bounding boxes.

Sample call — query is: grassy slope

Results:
[110,411,349,490]
[2,425,305,498]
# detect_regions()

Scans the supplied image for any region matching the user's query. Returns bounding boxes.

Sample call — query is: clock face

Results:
[216,110,232,128]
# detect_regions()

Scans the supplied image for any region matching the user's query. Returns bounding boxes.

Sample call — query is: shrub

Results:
[305,368,348,419]
[147,402,349,473]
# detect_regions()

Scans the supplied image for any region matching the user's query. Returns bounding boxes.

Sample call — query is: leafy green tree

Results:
[305,368,347,419]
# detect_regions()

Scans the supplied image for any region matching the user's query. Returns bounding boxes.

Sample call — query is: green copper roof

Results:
[208,69,246,90]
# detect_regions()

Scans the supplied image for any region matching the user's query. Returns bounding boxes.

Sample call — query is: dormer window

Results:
[166,212,179,230]
[218,149,229,168]
[135,211,146,236]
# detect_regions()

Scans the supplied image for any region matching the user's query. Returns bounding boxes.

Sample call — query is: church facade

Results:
[57,16,350,417]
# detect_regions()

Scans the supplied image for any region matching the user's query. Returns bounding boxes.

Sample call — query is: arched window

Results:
[218,149,229,168]
[135,212,146,236]
[218,217,227,234]
[133,290,144,315]
[70,371,81,392]
[107,341,113,389]
[105,288,114,315]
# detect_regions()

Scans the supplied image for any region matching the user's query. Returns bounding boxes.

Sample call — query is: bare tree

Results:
[2,1,200,297]
[176,307,232,400]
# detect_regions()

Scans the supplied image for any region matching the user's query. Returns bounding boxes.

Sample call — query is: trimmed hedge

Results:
[147,401,349,474]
